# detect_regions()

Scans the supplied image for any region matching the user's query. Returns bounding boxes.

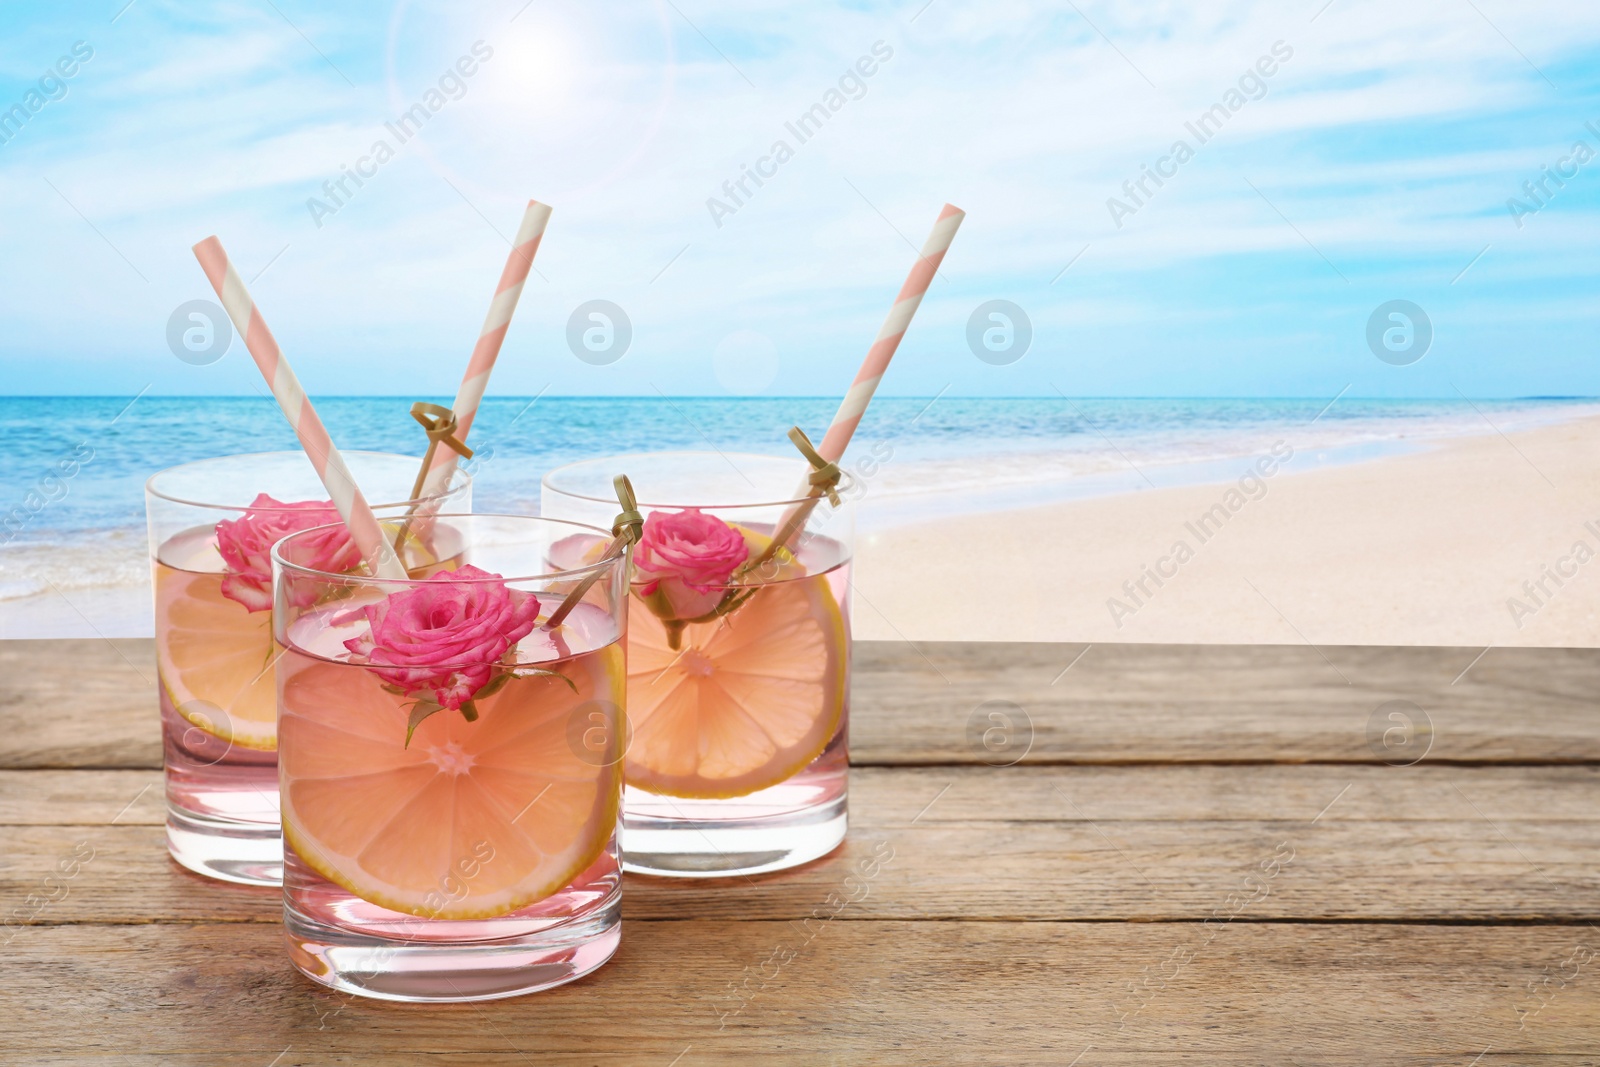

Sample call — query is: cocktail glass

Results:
[145,451,471,886]
[542,452,853,877]
[274,513,628,1001]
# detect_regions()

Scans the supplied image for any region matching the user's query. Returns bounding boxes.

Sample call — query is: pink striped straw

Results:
[421,200,552,495]
[192,236,408,581]
[758,204,965,562]
[816,203,965,462]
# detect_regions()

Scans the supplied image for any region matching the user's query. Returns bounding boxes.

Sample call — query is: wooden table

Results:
[3,638,1596,1064]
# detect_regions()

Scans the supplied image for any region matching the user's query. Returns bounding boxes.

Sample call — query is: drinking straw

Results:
[191,236,408,581]
[752,203,965,565]
[814,202,965,464]
[420,200,553,496]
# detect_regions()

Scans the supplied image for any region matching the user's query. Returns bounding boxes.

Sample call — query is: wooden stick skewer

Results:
[543,475,642,631]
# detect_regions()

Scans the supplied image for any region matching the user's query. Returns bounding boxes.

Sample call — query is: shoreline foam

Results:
[7,401,1600,643]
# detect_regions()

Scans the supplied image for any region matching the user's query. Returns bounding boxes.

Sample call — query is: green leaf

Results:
[511,667,577,693]
[474,671,513,702]
[459,700,479,723]
[404,698,446,748]
[636,584,762,651]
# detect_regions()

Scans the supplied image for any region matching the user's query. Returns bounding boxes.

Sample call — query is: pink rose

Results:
[215,494,361,612]
[343,564,540,711]
[634,508,751,620]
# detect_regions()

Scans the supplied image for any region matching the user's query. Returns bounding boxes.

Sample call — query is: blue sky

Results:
[0,0,1597,398]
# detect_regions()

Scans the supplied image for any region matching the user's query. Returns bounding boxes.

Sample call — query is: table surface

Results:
[2,637,1596,1065]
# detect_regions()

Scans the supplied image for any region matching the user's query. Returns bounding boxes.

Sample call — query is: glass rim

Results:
[541,450,856,510]
[271,512,622,586]
[145,450,470,514]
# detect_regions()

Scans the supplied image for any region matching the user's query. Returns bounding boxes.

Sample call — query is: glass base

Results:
[622,792,847,878]
[166,804,283,887]
[284,888,622,1003]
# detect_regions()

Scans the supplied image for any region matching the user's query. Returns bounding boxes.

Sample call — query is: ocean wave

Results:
[0,528,148,601]
[5,396,1598,599]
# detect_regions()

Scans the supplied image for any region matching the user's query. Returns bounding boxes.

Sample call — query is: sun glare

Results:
[480,18,578,108]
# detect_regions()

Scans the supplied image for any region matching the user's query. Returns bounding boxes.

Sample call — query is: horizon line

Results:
[2,393,1597,402]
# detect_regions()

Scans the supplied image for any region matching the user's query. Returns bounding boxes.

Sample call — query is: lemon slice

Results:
[154,566,279,751]
[279,641,624,919]
[624,567,846,799]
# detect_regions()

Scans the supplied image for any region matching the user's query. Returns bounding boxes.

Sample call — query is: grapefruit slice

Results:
[279,642,624,919]
[155,567,279,751]
[624,571,846,799]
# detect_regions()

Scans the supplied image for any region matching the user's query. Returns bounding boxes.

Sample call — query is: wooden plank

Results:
[24,1060,1592,1067]
[3,819,1592,924]
[853,641,1600,764]
[7,764,1597,826]
[4,765,1596,925]
[0,769,162,824]
[3,632,1596,1064]
[1,638,159,769]
[2,921,1594,1063]
[6,639,1598,769]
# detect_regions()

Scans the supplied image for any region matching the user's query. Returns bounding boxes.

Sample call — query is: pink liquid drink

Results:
[146,452,469,886]
[543,452,854,877]
[273,514,628,1001]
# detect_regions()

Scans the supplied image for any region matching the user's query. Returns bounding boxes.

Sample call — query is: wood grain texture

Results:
[2,638,1596,1063]
[3,765,1595,926]
[0,638,158,769]
[7,763,1599,826]
[852,641,1600,764]
[3,921,1595,1065]
[6,638,1600,767]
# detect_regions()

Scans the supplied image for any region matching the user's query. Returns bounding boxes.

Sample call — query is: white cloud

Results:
[1,0,1598,397]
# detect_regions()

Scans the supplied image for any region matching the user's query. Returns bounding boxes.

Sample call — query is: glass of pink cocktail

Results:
[542,452,854,877]
[273,513,628,1001]
[145,451,470,886]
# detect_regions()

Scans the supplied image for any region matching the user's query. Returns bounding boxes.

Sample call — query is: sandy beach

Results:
[10,410,1600,650]
[853,413,1600,649]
